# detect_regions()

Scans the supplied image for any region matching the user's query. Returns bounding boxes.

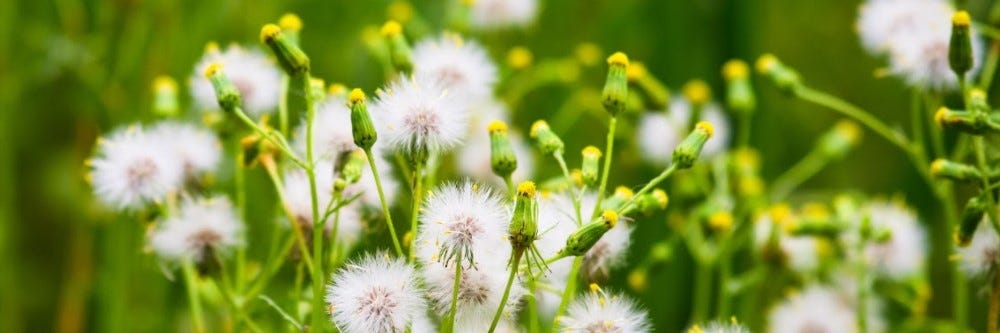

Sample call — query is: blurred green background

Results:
[2,0,995,331]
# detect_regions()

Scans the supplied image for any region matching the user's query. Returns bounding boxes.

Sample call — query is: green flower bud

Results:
[310,78,326,101]
[672,122,714,169]
[529,120,564,155]
[381,21,414,74]
[935,107,1000,135]
[818,120,862,159]
[635,189,669,215]
[957,194,987,247]
[341,150,367,184]
[260,24,310,75]
[558,210,619,257]
[509,181,539,252]
[950,11,973,77]
[600,186,634,211]
[203,63,242,112]
[333,178,347,193]
[348,89,378,150]
[930,159,981,182]
[626,62,670,109]
[969,89,990,114]
[756,54,801,94]
[581,146,602,186]
[488,121,518,178]
[278,13,303,46]
[601,52,630,116]
[722,59,756,113]
[152,76,179,117]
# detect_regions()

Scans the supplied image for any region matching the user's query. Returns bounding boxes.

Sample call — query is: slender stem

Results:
[245,234,296,301]
[974,137,1000,234]
[856,236,870,333]
[261,157,314,272]
[489,252,522,332]
[232,107,308,169]
[234,147,248,294]
[365,149,405,257]
[794,86,909,151]
[279,75,290,134]
[909,90,924,160]
[301,73,325,333]
[990,271,1000,333]
[591,116,618,219]
[182,260,205,333]
[738,112,752,148]
[716,250,732,319]
[551,256,583,332]
[554,153,584,226]
[527,279,540,333]
[504,174,515,199]
[408,162,425,261]
[690,260,713,325]
[443,254,463,333]
[329,191,343,272]
[770,149,829,201]
[979,41,1000,90]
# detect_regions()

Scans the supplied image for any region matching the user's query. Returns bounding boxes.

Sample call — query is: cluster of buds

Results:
[935,91,1000,135]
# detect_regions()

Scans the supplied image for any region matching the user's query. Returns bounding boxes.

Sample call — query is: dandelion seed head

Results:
[150,195,242,262]
[769,285,883,333]
[326,253,426,333]
[416,182,509,268]
[854,200,926,280]
[469,0,539,31]
[90,125,183,210]
[373,76,468,155]
[413,34,498,103]
[191,45,281,116]
[149,122,221,177]
[957,218,1000,277]
[558,291,651,333]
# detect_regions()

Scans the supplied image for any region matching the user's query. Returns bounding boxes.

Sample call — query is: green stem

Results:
[409,162,425,261]
[488,252,522,332]
[716,250,732,319]
[261,157,314,273]
[527,280,540,333]
[591,116,618,219]
[690,260,713,325]
[443,254,463,333]
[232,107,308,169]
[551,256,583,332]
[234,146,248,294]
[770,149,829,201]
[974,137,1000,234]
[302,73,325,333]
[504,174,515,200]
[182,260,205,333]
[365,148,405,257]
[793,86,909,151]
[738,112,752,148]
[909,90,924,161]
[554,153,584,226]
[979,41,1000,90]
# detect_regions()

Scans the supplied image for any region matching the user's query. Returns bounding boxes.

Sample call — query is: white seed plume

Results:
[858,200,926,280]
[325,253,426,333]
[90,125,183,210]
[469,0,539,31]
[149,121,221,177]
[637,95,730,166]
[190,45,281,116]
[956,218,1000,278]
[373,76,469,155]
[558,290,651,333]
[422,257,526,329]
[857,0,952,54]
[752,213,820,273]
[769,285,882,333]
[150,195,242,262]
[281,162,365,247]
[413,34,498,103]
[687,321,751,333]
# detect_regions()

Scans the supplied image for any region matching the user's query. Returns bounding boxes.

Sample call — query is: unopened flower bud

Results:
[581,146,602,186]
[602,52,630,116]
[957,194,987,247]
[278,13,303,45]
[333,178,347,193]
[488,121,518,178]
[756,54,801,94]
[935,107,1000,134]
[152,76,179,117]
[635,189,669,215]
[682,80,711,108]
[507,46,533,70]
[260,24,310,75]
[559,210,619,257]
[204,63,242,111]
[509,181,539,251]
[818,120,861,159]
[381,20,414,73]
[530,120,564,154]
[722,59,756,113]
[950,11,973,77]
[627,62,670,109]
[601,186,634,211]
[707,211,733,233]
[672,121,714,169]
[348,89,378,150]
[930,159,981,182]
[341,150,367,184]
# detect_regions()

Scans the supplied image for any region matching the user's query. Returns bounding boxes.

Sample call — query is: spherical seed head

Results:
[348,88,366,104]
[381,20,403,37]
[602,210,619,228]
[203,63,223,78]
[683,80,711,105]
[529,120,549,138]
[260,24,282,44]
[934,107,949,126]
[953,11,971,27]
[723,59,749,80]
[696,121,714,138]
[507,46,533,70]
[607,52,629,67]
[583,146,602,158]
[517,181,536,197]
[755,54,778,74]
[153,76,177,92]
[279,13,303,31]
[487,120,508,134]
[626,62,647,82]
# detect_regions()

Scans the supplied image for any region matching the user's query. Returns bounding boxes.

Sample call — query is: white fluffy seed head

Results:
[558,291,651,333]
[956,218,1000,278]
[325,252,426,333]
[768,285,882,333]
[190,45,281,116]
[857,0,953,54]
[752,213,820,273]
[469,0,539,30]
[373,76,469,155]
[421,251,525,327]
[150,195,243,262]
[533,192,582,317]
[413,34,498,103]
[857,200,926,280]
[149,122,221,177]
[416,181,510,268]
[637,95,730,166]
[90,125,183,210]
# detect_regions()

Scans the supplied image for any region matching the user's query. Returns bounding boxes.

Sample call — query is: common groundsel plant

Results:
[80,0,1000,332]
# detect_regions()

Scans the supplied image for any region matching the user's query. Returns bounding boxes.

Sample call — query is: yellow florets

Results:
[153,76,177,92]
[835,120,861,144]
[930,159,946,176]
[607,52,629,67]
[756,54,778,74]
[387,1,414,23]
[626,62,647,82]
[381,20,403,37]
[203,63,223,78]
[507,46,533,70]
[517,181,537,197]
[953,11,971,27]
[723,59,749,80]
[328,83,347,96]
[487,120,508,134]
[695,121,715,138]
[583,146,602,158]
[530,120,550,138]
[279,13,303,31]
[348,88,366,104]
[708,211,734,232]
[260,24,282,44]
[934,107,949,126]
[683,80,711,105]
[204,41,220,54]
[652,189,669,209]
[602,210,619,228]
[614,186,634,199]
